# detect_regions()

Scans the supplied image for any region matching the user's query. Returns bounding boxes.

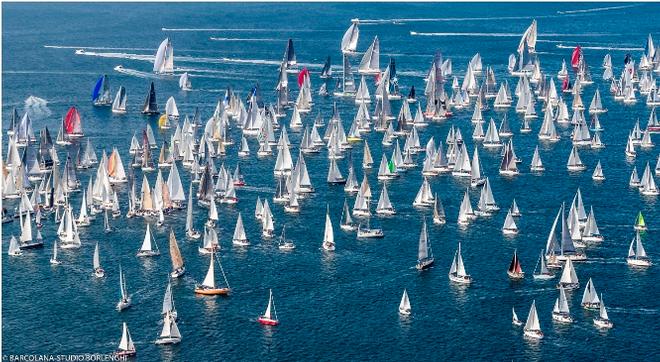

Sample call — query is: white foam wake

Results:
[556,44,644,51]
[209,37,283,42]
[557,4,638,14]
[411,31,615,37]
[45,45,152,51]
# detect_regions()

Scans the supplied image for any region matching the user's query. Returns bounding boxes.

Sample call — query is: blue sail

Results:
[92,75,103,101]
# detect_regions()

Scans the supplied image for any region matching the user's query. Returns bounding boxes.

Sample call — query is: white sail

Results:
[202,253,216,288]
[341,21,359,54]
[118,322,135,352]
[524,300,541,331]
[153,38,174,74]
[399,289,411,314]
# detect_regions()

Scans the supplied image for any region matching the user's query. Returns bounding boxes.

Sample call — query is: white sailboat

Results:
[398,289,411,316]
[581,278,601,310]
[552,287,573,323]
[627,231,652,266]
[155,311,181,345]
[278,226,296,250]
[557,258,579,290]
[322,206,336,251]
[115,322,136,357]
[50,241,61,264]
[116,265,132,311]
[93,241,105,278]
[8,235,22,256]
[179,72,191,91]
[153,38,174,74]
[137,224,160,257]
[449,242,472,284]
[532,250,554,280]
[523,300,543,339]
[232,212,249,246]
[592,160,605,181]
[593,294,613,329]
[512,307,523,326]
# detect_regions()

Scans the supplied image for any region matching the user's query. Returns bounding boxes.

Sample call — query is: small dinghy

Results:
[258,289,279,326]
[398,289,411,316]
[322,206,336,251]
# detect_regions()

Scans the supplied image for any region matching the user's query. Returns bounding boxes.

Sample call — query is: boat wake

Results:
[556,44,644,51]
[209,37,283,42]
[162,27,332,32]
[557,4,639,15]
[411,31,615,38]
[113,66,161,79]
[239,186,276,193]
[45,45,153,51]
[24,96,51,120]
[608,307,659,315]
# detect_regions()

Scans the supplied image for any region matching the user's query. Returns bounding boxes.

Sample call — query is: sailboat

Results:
[93,241,105,278]
[358,36,380,75]
[322,206,336,251]
[398,289,411,316]
[111,86,127,114]
[512,307,523,326]
[432,194,446,225]
[507,249,524,279]
[552,287,573,323]
[416,218,434,270]
[449,242,472,284]
[179,72,192,91]
[169,229,185,278]
[593,294,613,329]
[153,38,174,74]
[154,311,181,345]
[194,251,231,295]
[232,213,249,246]
[634,211,647,231]
[258,289,279,326]
[502,210,519,235]
[115,322,136,357]
[580,278,601,310]
[340,199,357,231]
[278,226,296,250]
[557,258,579,290]
[92,75,112,106]
[375,184,396,215]
[341,19,359,54]
[137,224,160,257]
[320,56,332,78]
[7,235,22,256]
[532,250,554,280]
[627,231,652,266]
[357,213,384,238]
[523,300,543,339]
[116,265,132,311]
[141,82,160,115]
[592,160,605,181]
[50,241,61,265]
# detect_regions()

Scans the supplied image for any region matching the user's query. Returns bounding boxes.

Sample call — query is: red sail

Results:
[562,76,569,91]
[64,106,78,134]
[297,68,309,87]
[571,46,582,68]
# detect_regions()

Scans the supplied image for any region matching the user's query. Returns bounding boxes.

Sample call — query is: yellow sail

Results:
[158,114,168,129]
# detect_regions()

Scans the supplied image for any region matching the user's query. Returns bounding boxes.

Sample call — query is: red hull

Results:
[258,317,279,326]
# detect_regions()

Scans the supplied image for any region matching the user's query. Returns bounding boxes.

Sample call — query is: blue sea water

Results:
[2,2,660,360]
